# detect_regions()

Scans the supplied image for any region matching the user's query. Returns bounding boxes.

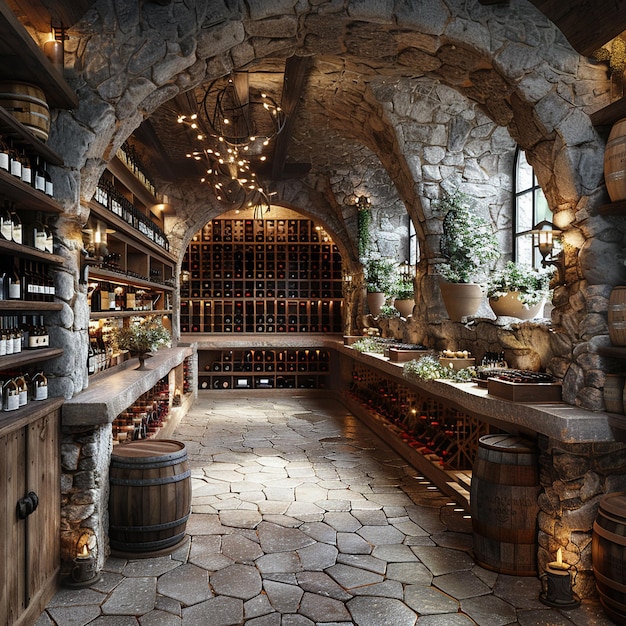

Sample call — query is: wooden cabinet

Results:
[181,213,344,334]
[0,398,62,626]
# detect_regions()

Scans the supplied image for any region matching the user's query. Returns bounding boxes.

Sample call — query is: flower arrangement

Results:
[392,273,414,300]
[351,336,386,353]
[403,354,475,382]
[435,190,500,283]
[378,304,400,319]
[114,317,171,354]
[487,261,553,306]
[363,255,396,293]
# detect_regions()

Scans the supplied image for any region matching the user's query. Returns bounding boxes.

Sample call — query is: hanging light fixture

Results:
[177,73,285,215]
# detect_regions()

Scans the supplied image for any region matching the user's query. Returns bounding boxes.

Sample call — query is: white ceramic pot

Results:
[489,291,544,320]
[439,281,483,322]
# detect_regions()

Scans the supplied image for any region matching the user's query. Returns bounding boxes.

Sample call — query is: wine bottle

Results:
[3,377,19,411]
[0,136,9,171]
[0,203,11,240]
[90,282,101,312]
[30,212,48,251]
[8,265,20,300]
[43,161,54,197]
[0,321,6,357]
[20,150,32,186]
[33,156,46,193]
[9,143,21,178]
[10,209,22,244]
[31,371,48,401]
[15,374,27,407]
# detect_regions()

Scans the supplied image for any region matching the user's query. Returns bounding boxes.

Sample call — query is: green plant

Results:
[363,256,396,293]
[403,354,476,382]
[378,304,400,319]
[435,190,500,283]
[351,336,386,353]
[392,273,414,300]
[357,203,372,258]
[114,317,171,354]
[487,261,553,306]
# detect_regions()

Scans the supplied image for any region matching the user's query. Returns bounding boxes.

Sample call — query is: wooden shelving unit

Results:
[181,216,344,334]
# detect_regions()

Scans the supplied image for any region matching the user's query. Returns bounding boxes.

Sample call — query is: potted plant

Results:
[436,190,500,321]
[487,261,552,319]
[363,255,396,315]
[114,317,171,370]
[391,273,415,317]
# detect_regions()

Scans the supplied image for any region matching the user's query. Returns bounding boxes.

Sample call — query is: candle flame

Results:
[80,544,89,557]
[556,548,562,565]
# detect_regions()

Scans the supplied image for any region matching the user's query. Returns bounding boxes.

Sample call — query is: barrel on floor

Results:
[109,439,191,556]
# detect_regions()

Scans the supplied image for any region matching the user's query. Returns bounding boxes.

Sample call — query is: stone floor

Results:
[38,393,614,625]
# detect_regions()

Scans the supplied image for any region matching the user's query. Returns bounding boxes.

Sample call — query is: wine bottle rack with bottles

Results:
[348,363,491,471]
[180,216,344,334]
[197,348,332,390]
[1,368,49,411]
[111,375,170,444]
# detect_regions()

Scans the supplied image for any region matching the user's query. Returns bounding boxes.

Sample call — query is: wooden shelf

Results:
[0,238,64,264]
[88,200,174,264]
[0,167,63,213]
[0,300,62,311]
[0,106,63,165]
[88,267,174,292]
[90,309,171,321]
[108,155,158,208]
[0,346,63,371]
[590,97,626,128]
[0,2,77,110]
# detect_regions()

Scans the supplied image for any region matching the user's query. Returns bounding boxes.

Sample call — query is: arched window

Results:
[513,148,551,266]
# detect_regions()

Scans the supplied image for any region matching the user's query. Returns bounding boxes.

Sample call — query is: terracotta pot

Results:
[367,291,386,316]
[439,281,483,322]
[488,291,544,320]
[394,298,414,318]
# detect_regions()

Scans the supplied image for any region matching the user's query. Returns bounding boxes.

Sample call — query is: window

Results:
[513,148,551,266]
[408,215,419,265]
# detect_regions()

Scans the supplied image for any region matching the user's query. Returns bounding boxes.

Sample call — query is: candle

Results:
[43,40,63,71]
[547,548,570,571]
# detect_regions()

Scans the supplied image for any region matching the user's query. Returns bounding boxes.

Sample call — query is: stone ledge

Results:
[339,345,614,444]
[185,333,345,350]
[62,346,193,427]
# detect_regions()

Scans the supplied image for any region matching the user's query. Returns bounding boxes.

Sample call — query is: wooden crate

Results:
[487,378,562,403]
[388,348,430,363]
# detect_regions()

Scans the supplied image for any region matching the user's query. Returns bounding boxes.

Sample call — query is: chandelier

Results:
[178,74,285,214]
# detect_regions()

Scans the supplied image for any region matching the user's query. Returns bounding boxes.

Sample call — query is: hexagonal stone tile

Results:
[257,522,315,552]
[434,571,491,600]
[211,564,262,599]
[298,591,351,622]
[219,509,262,529]
[325,563,384,589]
[460,594,517,626]
[296,571,352,601]
[404,585,459,614]
[263,580,304,612]
[411,546,475,576]
[157,563,211,606]
[102,577,157,615]
[347,596,417,626]
[182,596,243,625]
[386,562,433,585]
[297,542,338,570]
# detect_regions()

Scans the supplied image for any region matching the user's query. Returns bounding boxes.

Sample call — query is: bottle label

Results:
[45,180,53,197]
[13,338,21,353]
[0,338,5,356]
[4,392,19,411]
[5,337,12,355]
[0,221,11,240]
[46,234,54,254]
[18,389,27,406]
[35,385,48,401]
[0,152,8,171]
[35,173,45,192]
[21,166,31,185]
[34,231,47,251]
[10,159,20,177]
[12,224,21,244]
[8,281,20,299]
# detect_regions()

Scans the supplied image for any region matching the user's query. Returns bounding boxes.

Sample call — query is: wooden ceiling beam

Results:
[271,55,311,180]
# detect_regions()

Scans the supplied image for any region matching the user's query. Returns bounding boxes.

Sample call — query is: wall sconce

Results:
[530,220,565,284]
[43,24,66,73]
[539,548,580,609]
[356,196,370,210]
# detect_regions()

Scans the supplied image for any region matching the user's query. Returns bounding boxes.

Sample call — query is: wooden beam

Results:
[271,55,311,180]
[527,0,626,56]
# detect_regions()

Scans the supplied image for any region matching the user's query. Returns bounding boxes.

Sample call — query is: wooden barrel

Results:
[593,492,626,624]
[0,82,50,142]
[604,374,626,414]
[609,287,626,347]
[109,439,191,555]
[470,434,540,576]
[605,118,626,202]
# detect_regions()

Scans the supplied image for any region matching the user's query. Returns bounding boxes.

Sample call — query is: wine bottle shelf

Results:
[90,308,171,321]
[181,217,344,334]
[0,167,63,214]
[0,347,63,371]
[0,238,64,264]
[348,363,491,471]
[0,300,62,311]
[198,348,331,390]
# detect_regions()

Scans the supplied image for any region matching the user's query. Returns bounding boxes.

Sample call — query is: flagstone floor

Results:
[38,393,612,625]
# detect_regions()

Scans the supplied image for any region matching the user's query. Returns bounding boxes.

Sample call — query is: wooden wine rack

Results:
[198,347,331,390]
[348,363,491,471]
[180,216,344,334]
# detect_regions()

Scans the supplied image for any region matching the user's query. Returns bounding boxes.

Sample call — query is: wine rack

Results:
[348,363,491,471]
[180,215,343,334]
[198,348,331,390]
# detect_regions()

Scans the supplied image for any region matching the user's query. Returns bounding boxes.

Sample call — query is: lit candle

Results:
[43,39,63,72]
[547,548,570,571]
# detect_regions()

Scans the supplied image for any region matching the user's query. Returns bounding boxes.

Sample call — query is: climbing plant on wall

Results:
[357,196,372,258]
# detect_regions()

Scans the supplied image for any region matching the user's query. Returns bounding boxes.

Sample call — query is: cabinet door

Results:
[26,409,60,618]
[0,427,27,625]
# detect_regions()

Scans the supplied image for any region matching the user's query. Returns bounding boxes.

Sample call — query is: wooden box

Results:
[389,348,429,363]
[487,378,562,403]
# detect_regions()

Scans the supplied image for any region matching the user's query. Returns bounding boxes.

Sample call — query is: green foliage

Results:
[487,261,553,306]
[391,273,414,300]
[378,304,400,319]
[114,317,171,354]
[435,190,500,283]
[363,256,396,293]
[357,205,372,258]
[403,354,476,382]
[351,336,386,353]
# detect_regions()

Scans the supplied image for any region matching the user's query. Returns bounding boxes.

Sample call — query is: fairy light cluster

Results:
[177,75,286,214]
